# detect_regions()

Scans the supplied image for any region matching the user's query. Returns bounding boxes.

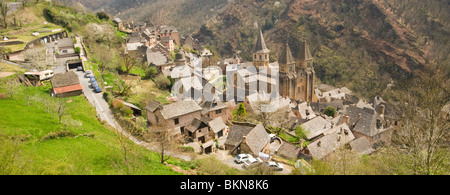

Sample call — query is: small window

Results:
[216,109,222,114]
[174,118,179,125]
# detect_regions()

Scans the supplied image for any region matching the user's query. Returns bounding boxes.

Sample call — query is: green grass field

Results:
[0,79,186,175]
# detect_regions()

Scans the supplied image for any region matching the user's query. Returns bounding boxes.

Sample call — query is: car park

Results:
[264,161,284,171]
[235,154,252,164]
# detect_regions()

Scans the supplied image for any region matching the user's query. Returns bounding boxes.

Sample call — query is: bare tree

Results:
[390,64,450,175]
[90,43,114,71]
[146,123,177,164]
[114,124,145,175]
[121,52,139,75]
[56,99,66,125]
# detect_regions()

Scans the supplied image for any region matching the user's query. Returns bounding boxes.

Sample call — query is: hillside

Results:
[191,0,450,98]
[70,0,230,34]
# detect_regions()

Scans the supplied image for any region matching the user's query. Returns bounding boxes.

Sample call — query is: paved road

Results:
[75,70,194,161]
[74,70,122,130]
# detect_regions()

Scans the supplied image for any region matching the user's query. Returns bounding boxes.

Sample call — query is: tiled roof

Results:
[53,83,83,94]
[159,100,202,119]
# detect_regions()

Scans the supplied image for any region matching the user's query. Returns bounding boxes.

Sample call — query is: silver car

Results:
[85,70,92,78]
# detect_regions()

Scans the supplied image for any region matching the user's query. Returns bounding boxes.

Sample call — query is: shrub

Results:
[41,130,76,141]
[74,46,81,54]
[178,146,195,153]
[154,74,171,90]
[96,12,110,21]
[120,106,133,117]
[144,67,158,79]
[323,106,336,117]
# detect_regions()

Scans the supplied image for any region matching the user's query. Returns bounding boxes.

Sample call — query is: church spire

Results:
[298,40,313,61]
[297,40,313,69]
[252,29,270,68]
[253,29,270,53]
[279,42,295,65]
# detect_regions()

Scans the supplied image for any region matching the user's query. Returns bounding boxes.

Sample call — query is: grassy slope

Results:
[0,79,183,175]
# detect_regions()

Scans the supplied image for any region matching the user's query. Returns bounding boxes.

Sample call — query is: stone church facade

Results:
[252,30,317,103]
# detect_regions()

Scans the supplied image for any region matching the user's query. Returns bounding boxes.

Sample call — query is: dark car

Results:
[93,85,102,93]
[91,80,98,88]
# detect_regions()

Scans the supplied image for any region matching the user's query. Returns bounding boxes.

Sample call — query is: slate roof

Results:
[309,100,344,114]
[145,100,162,112]
[253,29,270,53]
[225,125,254,148]
[159,100,202,119]
[300,116,333,140]
[278,42,295,65]
[201,98,228,115]
[343,105,386,137]
[146,51,169,66]
[208,117,227,133]
[349,137,375,155]
[51,71,80,88]
[307,123,355,159]
[298,40,313,61]
[277,142,301,160]
[186,117,209,133]
[244,123,270,155]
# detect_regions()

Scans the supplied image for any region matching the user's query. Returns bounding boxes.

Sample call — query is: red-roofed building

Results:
[51,71,83,97]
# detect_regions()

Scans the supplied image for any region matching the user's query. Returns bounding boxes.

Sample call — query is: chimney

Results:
[242,136,247,144]
[342,115,349,124]
[379,104,385,116]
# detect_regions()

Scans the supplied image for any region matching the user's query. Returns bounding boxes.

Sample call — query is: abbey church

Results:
[251,30,317,103]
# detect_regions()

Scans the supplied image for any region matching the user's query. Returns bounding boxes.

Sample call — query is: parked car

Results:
[91,80,98,88]
[93,85,102,93]
[85,70,92,78]
[77,66,83,71]
[235,154,252,164]
[264,161,284,171]
[243,157,263,168]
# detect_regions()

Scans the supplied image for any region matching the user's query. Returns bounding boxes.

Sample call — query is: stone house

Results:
[200,97,229,123]
[50,71,83,98]
[289,116,332,141]
[112,18,123,30]
[145,100,202,135]
[208,117,227,139]
[159,25,180,45]
[185,116,212,143]
[161,36,174,51]
[305,123,356,160]
[349,137,375,155]
[225,123,270,156]
[341,105,395,148]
